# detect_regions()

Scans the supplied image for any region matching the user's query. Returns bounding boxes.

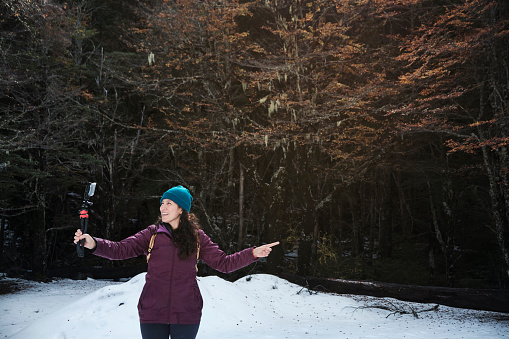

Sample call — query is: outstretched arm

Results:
[199,231,279,273]
[73,227,152,260]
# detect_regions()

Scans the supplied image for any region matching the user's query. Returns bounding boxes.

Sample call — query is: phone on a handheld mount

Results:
[76,182,96,258]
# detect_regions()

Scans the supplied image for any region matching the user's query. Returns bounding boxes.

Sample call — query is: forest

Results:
[0,0,508,290]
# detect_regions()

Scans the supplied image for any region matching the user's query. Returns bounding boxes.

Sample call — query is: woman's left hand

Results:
[253,242,280,258]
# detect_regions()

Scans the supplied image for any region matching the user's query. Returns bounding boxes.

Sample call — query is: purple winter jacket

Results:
[92,223,257,324]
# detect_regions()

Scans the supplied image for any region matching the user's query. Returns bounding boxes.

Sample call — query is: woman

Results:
[73,185,279,339]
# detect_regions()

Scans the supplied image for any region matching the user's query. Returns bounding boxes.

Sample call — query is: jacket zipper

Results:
[168,235,177,324]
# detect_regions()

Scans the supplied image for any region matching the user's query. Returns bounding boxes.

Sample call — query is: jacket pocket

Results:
[192,283,203,311]
[137,282,153,311]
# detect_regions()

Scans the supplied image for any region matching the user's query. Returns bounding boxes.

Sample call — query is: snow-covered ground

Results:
[1,273,507,339]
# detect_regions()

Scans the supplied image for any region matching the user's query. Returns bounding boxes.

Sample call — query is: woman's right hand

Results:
[74,229,97,250]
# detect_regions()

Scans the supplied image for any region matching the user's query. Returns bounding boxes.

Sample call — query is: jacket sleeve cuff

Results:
[251,247,259,260]
[88,237,98,253]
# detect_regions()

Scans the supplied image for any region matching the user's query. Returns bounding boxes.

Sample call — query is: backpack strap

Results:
[146,226,157,264]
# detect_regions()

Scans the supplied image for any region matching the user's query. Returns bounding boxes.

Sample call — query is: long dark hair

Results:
[160,211,200,259]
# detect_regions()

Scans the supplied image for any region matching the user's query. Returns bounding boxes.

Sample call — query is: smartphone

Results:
[86,182,96,198]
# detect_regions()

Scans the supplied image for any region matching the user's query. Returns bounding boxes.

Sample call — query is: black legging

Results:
[140,323,200,339]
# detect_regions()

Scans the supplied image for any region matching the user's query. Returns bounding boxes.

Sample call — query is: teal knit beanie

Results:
[160,185,193,212]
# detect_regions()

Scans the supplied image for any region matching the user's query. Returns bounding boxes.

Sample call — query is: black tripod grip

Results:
[76,239,85,257]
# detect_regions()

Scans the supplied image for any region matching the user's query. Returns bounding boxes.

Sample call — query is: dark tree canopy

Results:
[0,0,508,289]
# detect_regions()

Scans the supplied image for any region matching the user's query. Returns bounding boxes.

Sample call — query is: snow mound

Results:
[5,273,508,339]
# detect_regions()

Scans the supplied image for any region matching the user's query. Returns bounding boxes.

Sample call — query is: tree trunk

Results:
[379,176,393,259]
[481,143,509,280]
[237,162,244,251]
[428,229,436,284]
[32,198,47,277]
[265,167,285,274]
[368,194,375,263]
[427,180,456,286]
[349,195,362,257]
[298,234,312,276]
[312,219,318,260]
[0,217,5,266]
[32,149,47,277]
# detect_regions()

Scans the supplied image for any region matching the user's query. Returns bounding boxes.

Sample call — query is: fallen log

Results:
[278,273,509,313]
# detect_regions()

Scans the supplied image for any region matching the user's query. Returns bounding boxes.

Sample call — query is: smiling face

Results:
[160,199,183,229]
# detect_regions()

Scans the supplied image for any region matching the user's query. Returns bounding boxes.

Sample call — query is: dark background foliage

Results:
[1,0,508,289]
